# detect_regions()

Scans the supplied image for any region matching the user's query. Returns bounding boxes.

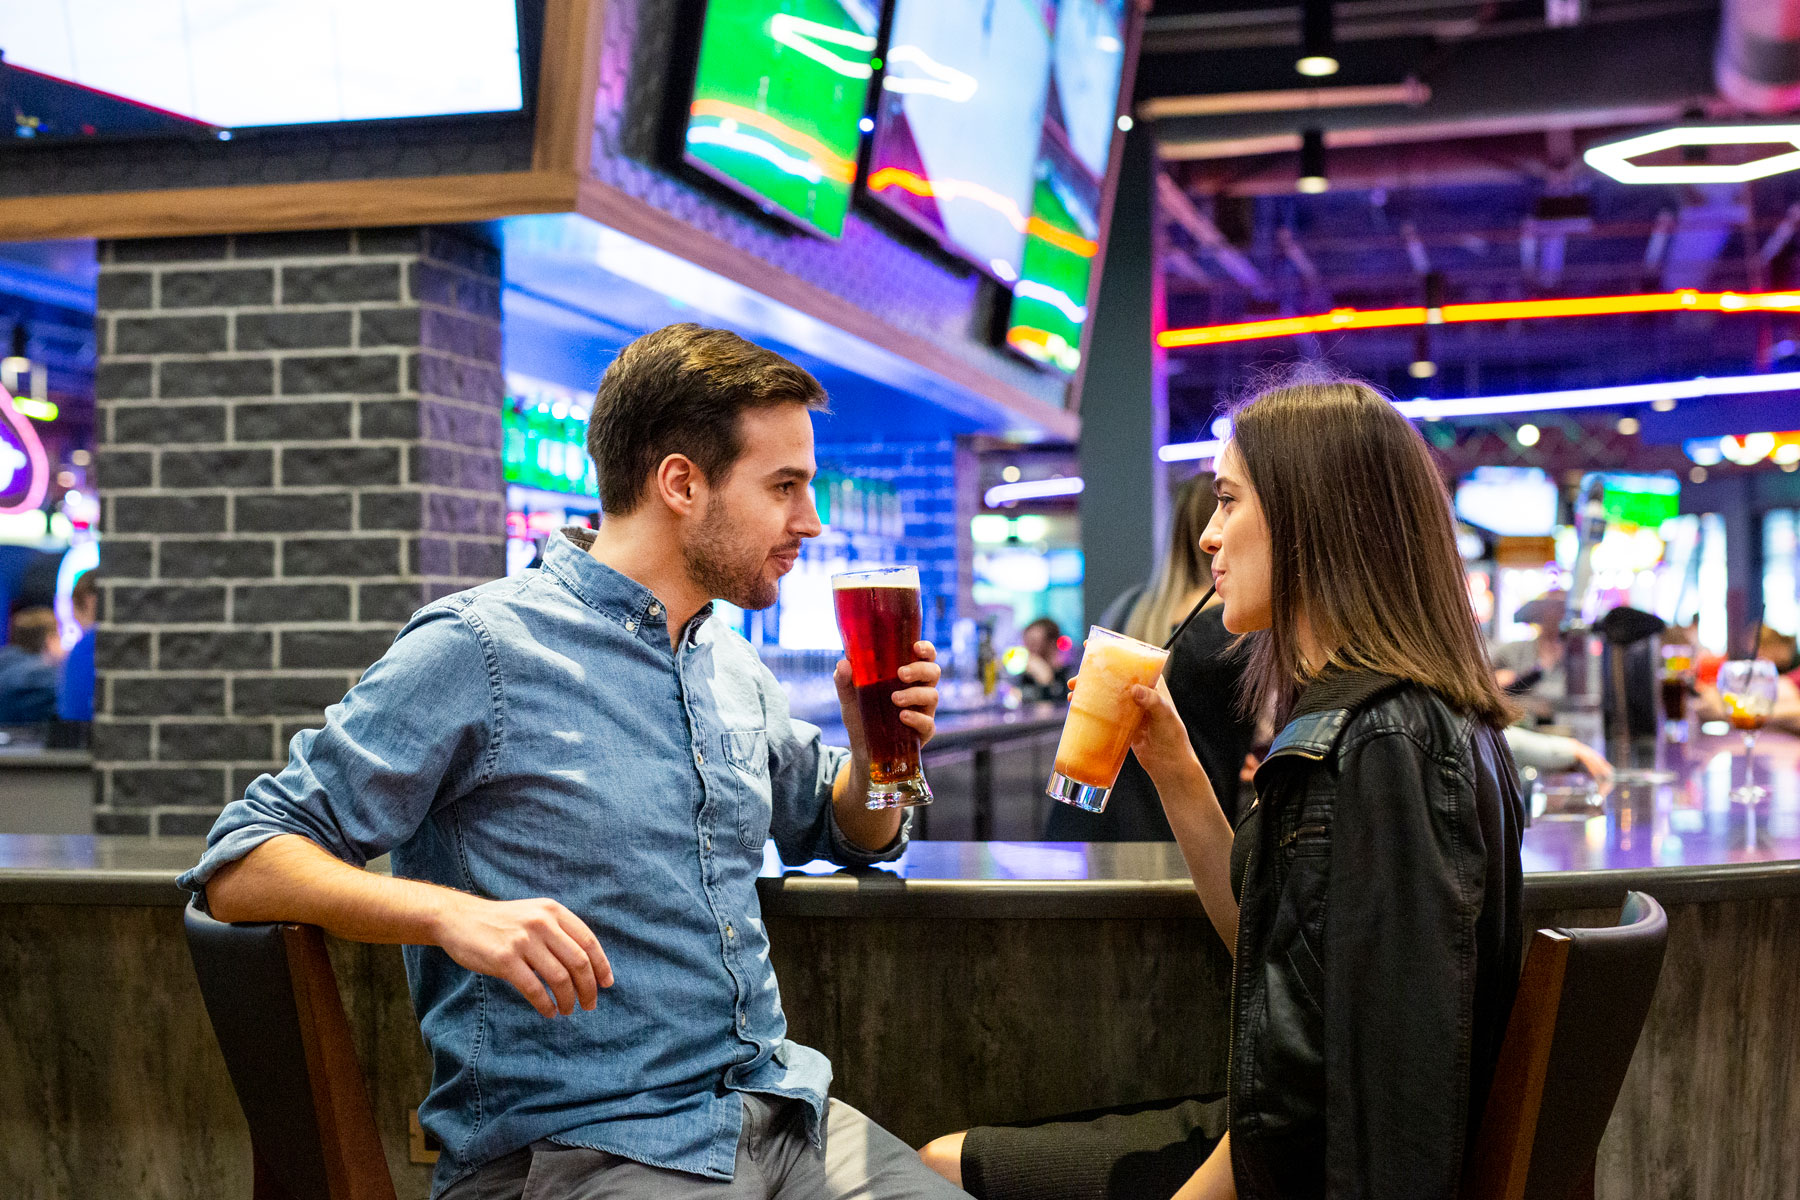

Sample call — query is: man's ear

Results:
[653,453,703,516]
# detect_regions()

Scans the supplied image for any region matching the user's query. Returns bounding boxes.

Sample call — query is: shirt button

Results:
[705,836,712,851]
[625,620,638,632]
[649,602,663,616]
[726,924,735,939]
[738,1014,748,1028]
[695,751,705,766]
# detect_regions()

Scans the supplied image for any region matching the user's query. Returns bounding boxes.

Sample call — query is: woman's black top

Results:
[1044,602,1253,839]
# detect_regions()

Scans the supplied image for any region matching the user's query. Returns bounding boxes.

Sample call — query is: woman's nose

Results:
[1199,512,1224,555]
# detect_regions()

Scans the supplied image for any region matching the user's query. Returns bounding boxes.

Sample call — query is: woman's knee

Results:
[918,1131,968,1187]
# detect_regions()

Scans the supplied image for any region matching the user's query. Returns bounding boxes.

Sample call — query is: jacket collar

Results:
[1263,666,1406,765]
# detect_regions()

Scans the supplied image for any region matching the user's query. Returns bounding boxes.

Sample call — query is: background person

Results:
[926,378,1525,1200]
[0,606,62,724]
[1046,474,1255,839]
[56,571,98,722]
[1017,616,1073,703]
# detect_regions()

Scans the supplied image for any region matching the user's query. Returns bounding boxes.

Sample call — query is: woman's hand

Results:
[1128,677,1206,791]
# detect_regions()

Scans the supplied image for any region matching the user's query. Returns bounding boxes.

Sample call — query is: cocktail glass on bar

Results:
[1046,626,1172,813]
[832,566,933,809]
[1719,658,1778,804]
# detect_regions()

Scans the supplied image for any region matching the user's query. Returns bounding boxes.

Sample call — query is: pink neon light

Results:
[0,383,51,516]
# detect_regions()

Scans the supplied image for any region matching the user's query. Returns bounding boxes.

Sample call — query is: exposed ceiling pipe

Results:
[1277,227,1322,286]
[1400,221,1432,274]
[1758,201,1800,263]
[1644,209,1677,271]
[1155,174,1273,298]
[1139,79,1428,121]
[1717,0,1800,112]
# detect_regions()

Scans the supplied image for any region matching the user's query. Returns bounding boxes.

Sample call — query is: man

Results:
[57,571,97,721]
[0,606,61,723]
[181,324,964,1200]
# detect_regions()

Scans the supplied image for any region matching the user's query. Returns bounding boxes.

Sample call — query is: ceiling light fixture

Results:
[1296,0,1339,76]
[983,476,1085,506]
[1157,438,1224,464]
[1516,423,1541,447]
[1584,124,1800,184]
[1408,329,1437,378]
[1297,129,1329,193]
[1160,288,1800,348]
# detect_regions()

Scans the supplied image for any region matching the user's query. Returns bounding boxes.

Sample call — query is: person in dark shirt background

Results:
[1018,616,1073,703]
[57,572,98,722]
[0,606,63,724]
[1045,474,1255,840]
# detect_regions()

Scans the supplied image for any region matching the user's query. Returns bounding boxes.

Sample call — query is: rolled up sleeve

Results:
[177,608,495,897]
[762,667,908,868]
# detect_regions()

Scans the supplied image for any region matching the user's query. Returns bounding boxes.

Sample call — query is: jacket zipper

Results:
[1224,819,1255,1131]
[1277,824,1328,849]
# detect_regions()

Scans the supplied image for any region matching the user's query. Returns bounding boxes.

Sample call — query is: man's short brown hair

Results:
[586,324,828,515]
[7,607,58,655]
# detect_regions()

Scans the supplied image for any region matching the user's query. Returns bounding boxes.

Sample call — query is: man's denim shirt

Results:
[178,529,907,1194]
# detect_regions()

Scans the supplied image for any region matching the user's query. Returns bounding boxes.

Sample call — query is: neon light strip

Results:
[1585,125,1800,185]
[0,384,50,516]
[689,99,855,181]
[984,477,1085,506]
[768,14,876,79]
[1158,438,1223,463]
[1158,289,1800,349]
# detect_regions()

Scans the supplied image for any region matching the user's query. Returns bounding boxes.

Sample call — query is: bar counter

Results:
[3,729,1796,1199]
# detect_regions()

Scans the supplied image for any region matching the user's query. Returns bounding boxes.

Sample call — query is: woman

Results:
[1490,590,1568,723]
[1018,617,1074,703]
[1046,474,1255,837]
[923,379,1526,1200]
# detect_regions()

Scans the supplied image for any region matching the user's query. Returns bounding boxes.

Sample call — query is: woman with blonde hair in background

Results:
[1046,474,1255,838]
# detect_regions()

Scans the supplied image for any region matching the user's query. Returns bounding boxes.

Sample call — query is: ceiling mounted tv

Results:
[1454,466,1561,538]
[682,0,881,239]
[0,0,526,139]
[1004,129,1099,375]
[1046,0,1126,181]
[864,0,1054,282]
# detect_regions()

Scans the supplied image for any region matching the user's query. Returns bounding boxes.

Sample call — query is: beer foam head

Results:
[832,565,920,590]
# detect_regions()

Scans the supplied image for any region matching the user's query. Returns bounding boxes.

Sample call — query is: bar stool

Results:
[1463,891,1668,1200]
[184,899,398,1200]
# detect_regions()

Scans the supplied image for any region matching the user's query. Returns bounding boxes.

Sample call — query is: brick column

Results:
[92,227,505,836]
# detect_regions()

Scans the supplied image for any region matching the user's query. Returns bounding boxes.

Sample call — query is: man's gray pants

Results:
[439,1095,970,1200]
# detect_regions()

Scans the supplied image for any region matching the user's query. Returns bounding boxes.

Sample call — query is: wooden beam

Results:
[574,177,1079,441]
[0,171,579,242]
[531,0,605,176]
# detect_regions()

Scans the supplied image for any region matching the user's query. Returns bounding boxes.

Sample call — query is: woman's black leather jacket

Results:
[1226,669,1525,1200]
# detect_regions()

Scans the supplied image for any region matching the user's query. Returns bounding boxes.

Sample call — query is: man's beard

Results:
[682,495,785,610]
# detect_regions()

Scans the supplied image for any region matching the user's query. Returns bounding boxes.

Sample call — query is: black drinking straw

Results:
[1161,585,1218,652]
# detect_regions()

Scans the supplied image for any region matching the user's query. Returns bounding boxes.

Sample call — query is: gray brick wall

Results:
[91,227,505,836]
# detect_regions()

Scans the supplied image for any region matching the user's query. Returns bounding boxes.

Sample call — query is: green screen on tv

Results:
[1600,473,1681,528]
[683,0,879,238]
[1005,136,1099,375]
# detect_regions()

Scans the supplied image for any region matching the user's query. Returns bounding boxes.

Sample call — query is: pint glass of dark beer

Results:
[832,566,933,809]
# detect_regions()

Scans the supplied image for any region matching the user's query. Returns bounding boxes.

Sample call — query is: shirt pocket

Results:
[721,728,772,851]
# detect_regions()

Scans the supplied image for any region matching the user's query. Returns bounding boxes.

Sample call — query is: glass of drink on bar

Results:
[1046,627,1171,812]
[832,566,934,809]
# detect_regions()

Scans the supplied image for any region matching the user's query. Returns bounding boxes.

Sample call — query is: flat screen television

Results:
[1046,0,1126,181]
[1003,128,1099,374]
[0,0,526,139]
[1454,466,1560,538]
[682,0,881,238]
[864,0,1054,281]
[1598,472,1680,529]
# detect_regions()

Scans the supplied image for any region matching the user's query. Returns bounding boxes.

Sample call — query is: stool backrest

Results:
[1463,890,1668,1200]
[184,900,397,1200]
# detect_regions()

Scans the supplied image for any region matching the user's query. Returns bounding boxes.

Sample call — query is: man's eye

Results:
[778,482,794,494]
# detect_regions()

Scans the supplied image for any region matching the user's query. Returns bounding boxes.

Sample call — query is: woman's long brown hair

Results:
[1122,473,1217,644]
[1228,377,1517,729]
